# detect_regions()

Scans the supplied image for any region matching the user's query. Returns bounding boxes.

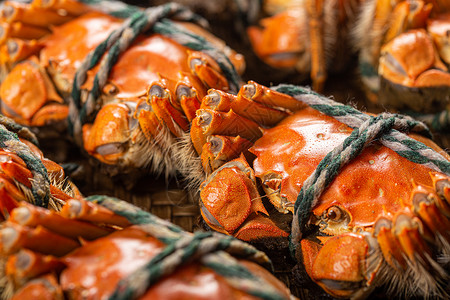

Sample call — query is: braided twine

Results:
[69,0,241,142]
[0,115,50,207]
[85,195,289,300]
[271,85,450,257]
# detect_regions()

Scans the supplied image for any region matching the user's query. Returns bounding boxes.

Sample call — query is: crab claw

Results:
[247,8,306,69]
[234,213,289,241]
[188,51,230,91]
[379,29,449,88]
[301,233,373,299]
[10,273,63,300]
[0,58,65,126]
[82,102,135,165]
[200,155,287,241]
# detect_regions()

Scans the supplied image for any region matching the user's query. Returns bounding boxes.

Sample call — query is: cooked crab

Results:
[0,115,80,218]
[190,81,450,298]
[354,0,450,111]
[0,0,244,175]
[0,197,294,300]
[247,0,362,92]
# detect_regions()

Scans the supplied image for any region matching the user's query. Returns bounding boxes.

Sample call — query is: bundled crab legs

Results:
[0,114,295,299]
[0,115,79,218]
[186,80,450,298]
[0,196,296,299]
[0,0,244,175]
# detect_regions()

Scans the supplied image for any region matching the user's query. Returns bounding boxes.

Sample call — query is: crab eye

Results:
[325,206,344,222]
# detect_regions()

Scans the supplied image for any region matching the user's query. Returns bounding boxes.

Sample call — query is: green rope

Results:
[78,0,142,18]
[0,115,38,146]
[68,1,241,141]
[85,195,287,300]
[270,84,450,258]
[0,117,50,207]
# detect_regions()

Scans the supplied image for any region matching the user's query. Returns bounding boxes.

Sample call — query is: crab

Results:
[354,0,450,111]
[247,0,450,105]
[0,0,244,174]
[0,116,80,218]
[0,197,295,300]
[191,81,450,298]
[246,0,363,92]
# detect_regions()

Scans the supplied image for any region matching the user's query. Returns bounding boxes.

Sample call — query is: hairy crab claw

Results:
[193,81,450,298]
[0,0,244,175]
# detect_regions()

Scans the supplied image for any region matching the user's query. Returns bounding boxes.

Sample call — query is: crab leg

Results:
[373,217,408,270]
[383,1,431,43]
[188,51,230,91]
[201,135,253,174]
[0,160,75,204]
[134,99,161,142]
[176,83,201,122]
[411,185,450,241]
[0,161,35,190]
[0,22,50,44]
[148,84,189,136]
[431,172,450,217]
[393,213,434,265]
[201,89,290,126]
[60,199,131,228]
[242,81,308,112]
[0,1,73,28]
[0,174,25,201]
[190,109,262,154]
[10,273,63,300]
[306,0,326,92]
[0,176,21,218]
[368,177,450,294]
[6,249,64,286]
[0,223,80,256]
[0,38,43,64]
[9,202,112,240]
[31,0,92,16]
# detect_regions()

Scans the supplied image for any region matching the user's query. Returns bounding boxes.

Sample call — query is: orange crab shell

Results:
[379,28,450,88]
[40,12,241,100]
[5,200,293,300]
[247,7,307,69]
[250,106,448,228]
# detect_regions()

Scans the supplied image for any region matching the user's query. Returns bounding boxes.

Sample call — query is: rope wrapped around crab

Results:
[189,81,450,298]
[0,115,80,217]
[0,113,295,299]
[0,197,295,300]
[0,0,244,175]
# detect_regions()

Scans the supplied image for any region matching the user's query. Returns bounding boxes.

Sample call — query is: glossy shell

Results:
[250,107,447,227]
